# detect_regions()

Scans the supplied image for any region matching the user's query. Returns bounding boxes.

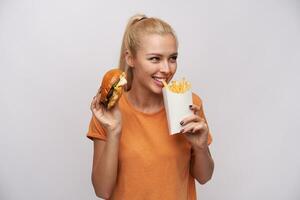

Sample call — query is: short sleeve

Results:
[86,115,107,141]
[192,93,213,145]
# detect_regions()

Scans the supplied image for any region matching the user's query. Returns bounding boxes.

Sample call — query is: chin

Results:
[151,86,163,95]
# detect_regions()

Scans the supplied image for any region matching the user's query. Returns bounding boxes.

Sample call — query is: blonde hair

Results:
[118,14,178,91]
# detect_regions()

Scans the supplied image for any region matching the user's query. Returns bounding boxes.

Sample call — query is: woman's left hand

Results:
[180,104,209,150]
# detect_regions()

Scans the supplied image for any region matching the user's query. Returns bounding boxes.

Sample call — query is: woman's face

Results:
[130,33,178,95]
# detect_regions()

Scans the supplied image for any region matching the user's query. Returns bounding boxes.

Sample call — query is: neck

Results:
[126,84,164,113]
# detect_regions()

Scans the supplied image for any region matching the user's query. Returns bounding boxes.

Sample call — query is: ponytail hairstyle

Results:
[118,14,178,91]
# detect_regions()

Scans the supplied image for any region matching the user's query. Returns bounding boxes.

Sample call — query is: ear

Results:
[125,50,134,68]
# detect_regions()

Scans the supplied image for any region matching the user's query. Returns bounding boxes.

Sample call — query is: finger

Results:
[90,96,97,111]
[180,122,197,134]
[189,104,201,111]
[194,121,209,135]
[94,86,102,101]
[180,115,203,126]
[97,86,102,95]
[95,95,101,110]
[190,123,207,134]
[110,101,120,112]
[96,104,105,119]
[191,124,202,133]
[189,104,201,115]
[181,121,208,134]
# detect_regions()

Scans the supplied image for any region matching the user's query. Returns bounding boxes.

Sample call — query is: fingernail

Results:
[180,121,184,125]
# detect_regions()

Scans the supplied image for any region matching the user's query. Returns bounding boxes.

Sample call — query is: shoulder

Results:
[192,92,203,107]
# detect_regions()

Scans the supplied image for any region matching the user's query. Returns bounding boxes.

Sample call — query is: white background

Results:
[1,0,299,199]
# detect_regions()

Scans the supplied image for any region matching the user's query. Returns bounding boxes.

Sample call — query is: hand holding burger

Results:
[90,68,127,134]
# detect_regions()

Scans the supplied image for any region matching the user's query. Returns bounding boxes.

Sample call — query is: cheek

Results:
[134,62,153,78]
[170,64,177,74]
[139,60,156,74]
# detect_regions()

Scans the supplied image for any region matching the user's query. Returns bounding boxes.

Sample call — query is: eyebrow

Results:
[146,53,178,57]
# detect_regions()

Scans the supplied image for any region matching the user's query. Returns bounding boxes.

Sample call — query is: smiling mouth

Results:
[152,76,167,83]
[152,76,169,88]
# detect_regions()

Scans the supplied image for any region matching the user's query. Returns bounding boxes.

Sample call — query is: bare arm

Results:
[180,103,214,185]
[90,94,122,199]
[190,145,214,184]
[92,133,121,199]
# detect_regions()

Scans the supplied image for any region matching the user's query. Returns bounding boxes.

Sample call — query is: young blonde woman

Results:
[87,14,214,200]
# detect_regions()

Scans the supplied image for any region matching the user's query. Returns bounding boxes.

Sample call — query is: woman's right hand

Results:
[90,91,122,136]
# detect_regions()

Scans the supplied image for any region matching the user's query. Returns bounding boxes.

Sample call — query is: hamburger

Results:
[99,69,127,109]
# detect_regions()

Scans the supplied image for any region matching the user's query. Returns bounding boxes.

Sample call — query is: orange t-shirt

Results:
[87,92,212,200]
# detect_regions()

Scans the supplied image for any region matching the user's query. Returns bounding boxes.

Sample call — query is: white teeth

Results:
[154,78,166,82]
[153,76,166,82]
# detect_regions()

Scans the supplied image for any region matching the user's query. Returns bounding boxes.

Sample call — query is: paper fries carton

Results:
[162,80,193,135]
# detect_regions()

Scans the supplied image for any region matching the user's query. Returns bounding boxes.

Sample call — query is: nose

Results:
[160,61,170,74]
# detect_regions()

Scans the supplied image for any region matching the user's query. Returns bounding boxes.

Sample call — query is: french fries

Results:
[162,78,191,93]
